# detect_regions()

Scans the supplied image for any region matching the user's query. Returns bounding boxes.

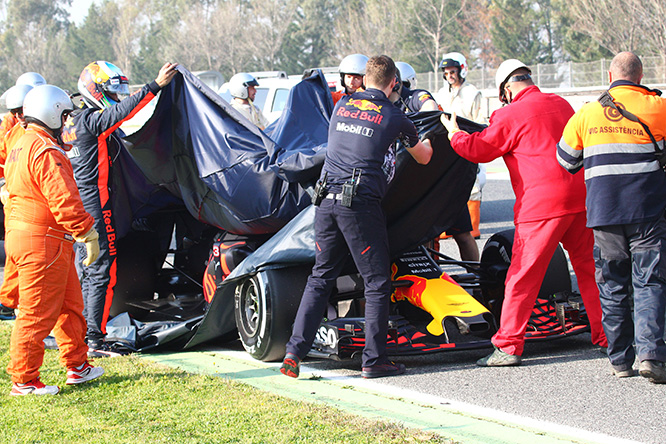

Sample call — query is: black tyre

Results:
[480,229,571,321]
[234,266,311,361]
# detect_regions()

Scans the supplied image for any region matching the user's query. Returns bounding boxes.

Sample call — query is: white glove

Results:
[0,185,8,206]
[74,227,100,266]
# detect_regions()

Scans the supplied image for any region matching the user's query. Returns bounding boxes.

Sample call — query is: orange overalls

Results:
[0,112,18,137]
[0,122,26,311]
[0,112,18,178]
[4,124,94,384]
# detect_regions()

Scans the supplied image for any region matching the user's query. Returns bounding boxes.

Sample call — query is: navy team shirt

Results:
[394,87,436,113]
[324,88,419,200]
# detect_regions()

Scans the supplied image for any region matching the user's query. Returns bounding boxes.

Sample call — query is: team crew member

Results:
[228,73,270,130]
[15,72,47,88]
[5,85,103,395]
[391,62,439,113]
[281,55,433,379]
[437,52,482,123]
[558,52,666,383]
[437,52,485,254]
[0,75,46,320]
[0,84,34,318]
[331,54,368,105]
[63,60,178,352]
[0,72,46,138]
[441,59,607,366]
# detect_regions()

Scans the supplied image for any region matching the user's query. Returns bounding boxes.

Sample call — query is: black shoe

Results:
[361,361,406,379]
[86,336,104,349]
[0,303,15,320]
[87,341,123,358]
[280,353,300,378]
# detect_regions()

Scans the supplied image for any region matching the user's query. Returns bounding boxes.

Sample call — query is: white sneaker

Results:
[66,361,105,385]
[10,378,60,396]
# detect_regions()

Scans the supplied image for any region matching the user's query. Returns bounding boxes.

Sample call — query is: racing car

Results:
[197,227,590,362]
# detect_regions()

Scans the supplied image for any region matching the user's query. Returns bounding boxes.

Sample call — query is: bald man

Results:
[558,52,666,384]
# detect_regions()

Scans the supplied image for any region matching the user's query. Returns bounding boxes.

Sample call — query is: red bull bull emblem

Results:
[347,99,382,113]
[336,98,384,124]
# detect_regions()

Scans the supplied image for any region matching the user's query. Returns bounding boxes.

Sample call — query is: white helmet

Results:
[495,59,531,103]
[229,73,259,100]
[16,72,46,88]
[5,84,34,110]
[395,62,417,89]
[439,52,468,79]
[23,85,74,131]
[338,54,368,76]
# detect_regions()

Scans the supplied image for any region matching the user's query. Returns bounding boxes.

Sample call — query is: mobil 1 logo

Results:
[336,122,374,138]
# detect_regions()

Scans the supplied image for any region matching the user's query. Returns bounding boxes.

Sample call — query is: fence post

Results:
[568,61,573,88]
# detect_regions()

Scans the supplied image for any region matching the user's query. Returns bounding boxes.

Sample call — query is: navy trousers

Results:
[76,200,117,342]
[593,215,666,367]
[286,197,392,367]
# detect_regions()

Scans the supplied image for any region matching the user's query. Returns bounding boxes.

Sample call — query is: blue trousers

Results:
[286,197,392,367]
[76,201,117,341]
[593,216,666,367]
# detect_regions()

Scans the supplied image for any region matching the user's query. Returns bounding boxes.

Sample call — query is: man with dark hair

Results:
[558,51,666,383]
[281,55,433,379]
[442,58,607,367]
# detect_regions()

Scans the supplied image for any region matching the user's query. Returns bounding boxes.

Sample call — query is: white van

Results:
[219,69,343,124]
[218,73,301,124]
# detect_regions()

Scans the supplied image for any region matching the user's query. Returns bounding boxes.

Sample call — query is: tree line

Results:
[0,0,664,92]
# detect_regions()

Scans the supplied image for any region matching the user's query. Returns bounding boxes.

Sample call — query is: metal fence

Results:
[416,55,666,94]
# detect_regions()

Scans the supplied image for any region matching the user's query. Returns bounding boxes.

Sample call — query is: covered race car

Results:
[103,66,591,359]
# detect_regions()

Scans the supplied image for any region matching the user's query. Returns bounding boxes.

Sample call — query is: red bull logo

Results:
[347,99,383,113]
[337,98,384,125]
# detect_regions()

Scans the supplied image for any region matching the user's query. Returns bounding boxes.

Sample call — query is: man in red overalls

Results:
[442,59,607,366]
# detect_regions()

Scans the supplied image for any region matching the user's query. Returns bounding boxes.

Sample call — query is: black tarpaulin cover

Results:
[120,66,482,349]
[124,66,322,235]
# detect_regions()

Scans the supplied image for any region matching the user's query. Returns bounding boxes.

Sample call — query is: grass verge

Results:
[0,321,451,444]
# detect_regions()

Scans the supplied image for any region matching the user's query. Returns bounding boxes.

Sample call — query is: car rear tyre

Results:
[234,266,311,361]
